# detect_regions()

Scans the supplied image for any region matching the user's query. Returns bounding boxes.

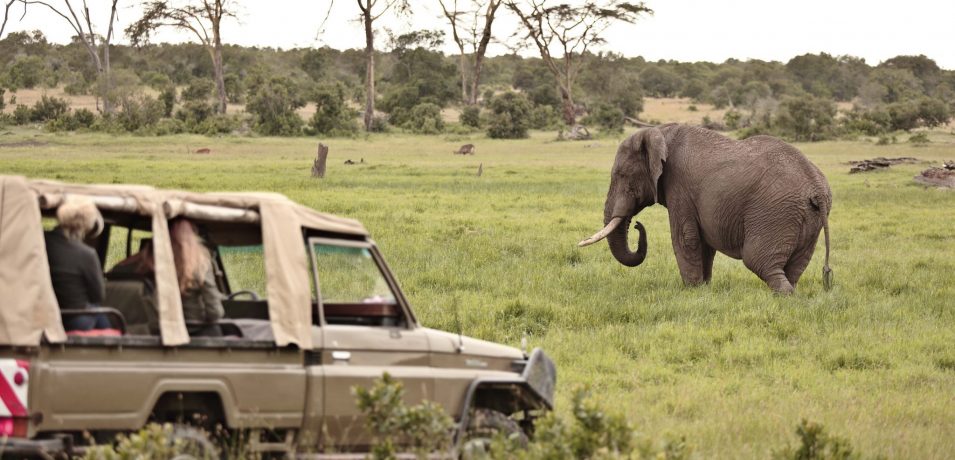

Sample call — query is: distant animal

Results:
[453,144,476,155]
[194,148,211,154]
[344,159,356,165]
[578,124,832,294]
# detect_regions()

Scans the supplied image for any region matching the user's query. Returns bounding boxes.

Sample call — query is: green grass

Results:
[2,127,954,458]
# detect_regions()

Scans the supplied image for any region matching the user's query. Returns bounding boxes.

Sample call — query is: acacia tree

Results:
[127,0,233,114]
[8,0,120,113]
[356,0,408,131]
[505,1,651,125]
[437,0,501,105]
[1,1,15,38]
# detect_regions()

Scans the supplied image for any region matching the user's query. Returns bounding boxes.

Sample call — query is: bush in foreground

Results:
[487,92,533,139]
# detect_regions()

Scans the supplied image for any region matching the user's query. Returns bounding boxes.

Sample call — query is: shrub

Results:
[46,108,96,132]
[583,103,625,133]
[487,92,533,139]
[724,109,743,130]
[140,71,173,91]
[401,103,444,134]
[0,88,5,111]
[529,104,560,130]
[459,105,481,128]
[30,95,70,122]
[175,101,216,130]
[307,84,359,136]
[5,55,48,90]
[13,104,31,125]
[81,423,213,459]
[354,373,453,458]
[116,95,165,132]
[159,86,176,118]
[775,96,837,141]
[771,419,860,460]
[245,76,306,136]
[154,118,186,136]
[193,114,241,136]
[181,78,214,103]
[909,132,930,144]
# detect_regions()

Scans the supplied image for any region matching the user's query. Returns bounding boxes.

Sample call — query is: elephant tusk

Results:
[577,217,623,247]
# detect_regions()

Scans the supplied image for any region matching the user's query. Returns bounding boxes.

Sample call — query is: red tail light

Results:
[0,359,30,438]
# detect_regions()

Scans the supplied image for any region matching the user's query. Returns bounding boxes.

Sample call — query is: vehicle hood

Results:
[423,328,524,360]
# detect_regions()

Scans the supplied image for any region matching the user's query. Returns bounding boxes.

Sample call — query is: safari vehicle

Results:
[0,175,555,458]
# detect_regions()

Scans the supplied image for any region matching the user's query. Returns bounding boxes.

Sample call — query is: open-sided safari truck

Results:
[0,175,555,458]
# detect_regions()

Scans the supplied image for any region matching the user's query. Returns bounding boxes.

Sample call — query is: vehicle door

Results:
[308,237,432,449]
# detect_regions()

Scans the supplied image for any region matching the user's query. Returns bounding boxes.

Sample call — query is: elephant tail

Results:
[812,194,833,291]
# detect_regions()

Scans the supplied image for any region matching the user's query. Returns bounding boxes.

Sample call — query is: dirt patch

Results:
[848,157,922,173]
[0,139,49,148]
[914,161,955,188]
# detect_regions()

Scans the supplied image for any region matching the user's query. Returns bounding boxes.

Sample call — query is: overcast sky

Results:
[6,0,955,69]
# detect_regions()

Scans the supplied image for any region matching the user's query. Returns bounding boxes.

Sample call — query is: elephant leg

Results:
[742,234,795,295]
[784,233,820,288]
[702,244,716,283]
[671,217,707,286]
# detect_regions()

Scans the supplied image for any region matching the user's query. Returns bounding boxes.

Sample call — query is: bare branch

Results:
[1,0,16,37]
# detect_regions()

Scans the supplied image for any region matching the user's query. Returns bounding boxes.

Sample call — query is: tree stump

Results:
[312,143,329,178]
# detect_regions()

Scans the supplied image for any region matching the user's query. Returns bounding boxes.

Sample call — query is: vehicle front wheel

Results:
[460,409,528,458]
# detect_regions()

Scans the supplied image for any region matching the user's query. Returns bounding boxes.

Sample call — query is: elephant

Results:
[578,124,832,294]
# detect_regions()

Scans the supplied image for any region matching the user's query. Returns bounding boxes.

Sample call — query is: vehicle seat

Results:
[104,275,158,335]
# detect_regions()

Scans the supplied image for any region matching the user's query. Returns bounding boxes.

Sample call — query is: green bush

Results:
[30,95,70,122]
[140,71,172,91]
[5,55,48,89]
[400,103,444,134]
[529,104,560,130]
[46,108,96,132]
[159,86,176,118]
[353,373,453,459]
[115,95,165,132]
[307,84,359,136]
[181,78,214,103]
[908,132,930,144]
[775,96,837,141]
[245,76,305,136]
[154,118,186,136]
[487,92,533,139]
[0,88,5,111]
[12,104,31,125]
[175,101,216,130]
[81,423,214,460]
[583,103,625,133]
[459,105,481,128]
[771,419,860,460]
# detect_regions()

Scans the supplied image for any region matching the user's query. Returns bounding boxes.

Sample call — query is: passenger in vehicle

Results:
[44,197,110,331]
[170,219,225,337]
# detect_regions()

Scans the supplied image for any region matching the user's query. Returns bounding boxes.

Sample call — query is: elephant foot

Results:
[767,275,795,295]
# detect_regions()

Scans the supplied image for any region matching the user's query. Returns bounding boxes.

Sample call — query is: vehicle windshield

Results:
[311,243,396,305]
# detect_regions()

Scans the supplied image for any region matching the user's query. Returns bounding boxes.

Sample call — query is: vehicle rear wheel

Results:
[461,409,528,458]
[169,425,218,460]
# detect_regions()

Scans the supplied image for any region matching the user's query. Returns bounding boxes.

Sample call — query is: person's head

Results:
[169,219,209,294]
[56,197,103,241]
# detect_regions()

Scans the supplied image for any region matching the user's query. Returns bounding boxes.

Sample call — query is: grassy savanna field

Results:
[1,122,954,458]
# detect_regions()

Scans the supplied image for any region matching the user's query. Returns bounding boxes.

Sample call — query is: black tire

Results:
[461,409,528,457]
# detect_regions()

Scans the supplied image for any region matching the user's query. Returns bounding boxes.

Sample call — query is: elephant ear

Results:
[642,127,667,203]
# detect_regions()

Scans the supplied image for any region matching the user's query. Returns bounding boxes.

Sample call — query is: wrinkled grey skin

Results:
[595,124,832,294]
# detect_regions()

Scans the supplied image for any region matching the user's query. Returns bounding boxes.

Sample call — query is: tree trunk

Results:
[469,0,499,105]
[212,38,227,114]
[458,47,468,103]
[312,143,329,178]
[102,44,111,114]
[559,86,576,125]
[362,7,375,132]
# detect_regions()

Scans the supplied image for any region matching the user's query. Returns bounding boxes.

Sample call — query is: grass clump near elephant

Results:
[580,124,832,294]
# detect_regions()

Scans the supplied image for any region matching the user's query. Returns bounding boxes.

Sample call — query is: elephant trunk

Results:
[606,216,647,267]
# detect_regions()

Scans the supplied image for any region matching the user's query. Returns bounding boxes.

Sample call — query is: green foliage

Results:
[487,92,533,139]
[529,104,560,130]
[5,55,49,89]
[583,103,625,133]
[399,103,444,135]
[140,71,173,91]
[30,96,70,122]
[353,373,453,459]
[181,78,214,103]
[12,104,31,125]
[159,86,176,118]
[245,77,305,136]
[460,106,482,129]
[0,88,6,111]
[640,66,684,97]
[154,118,186,136]
[775,96,837,141]
[115,95,166,133]
[81,423,215,460]
[908,132,930,144]
[307,83,359,136]
[772,420,860,460]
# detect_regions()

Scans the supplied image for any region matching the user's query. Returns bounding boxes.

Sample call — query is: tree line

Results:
[0,0,952,141]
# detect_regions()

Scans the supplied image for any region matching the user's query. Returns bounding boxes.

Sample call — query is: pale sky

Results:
[5,0,955,70]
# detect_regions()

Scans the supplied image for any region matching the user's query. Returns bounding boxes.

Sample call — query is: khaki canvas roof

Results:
[0,175,368,349]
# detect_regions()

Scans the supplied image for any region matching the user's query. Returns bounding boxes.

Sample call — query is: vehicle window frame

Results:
[307,236,416,329]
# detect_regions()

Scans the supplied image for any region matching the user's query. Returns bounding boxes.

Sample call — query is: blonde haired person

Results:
[44,197,110,331]
[170,219,224,336]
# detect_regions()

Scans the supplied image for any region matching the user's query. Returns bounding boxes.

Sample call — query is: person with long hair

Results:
[169,219,224,336]
[45,197,109,331]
